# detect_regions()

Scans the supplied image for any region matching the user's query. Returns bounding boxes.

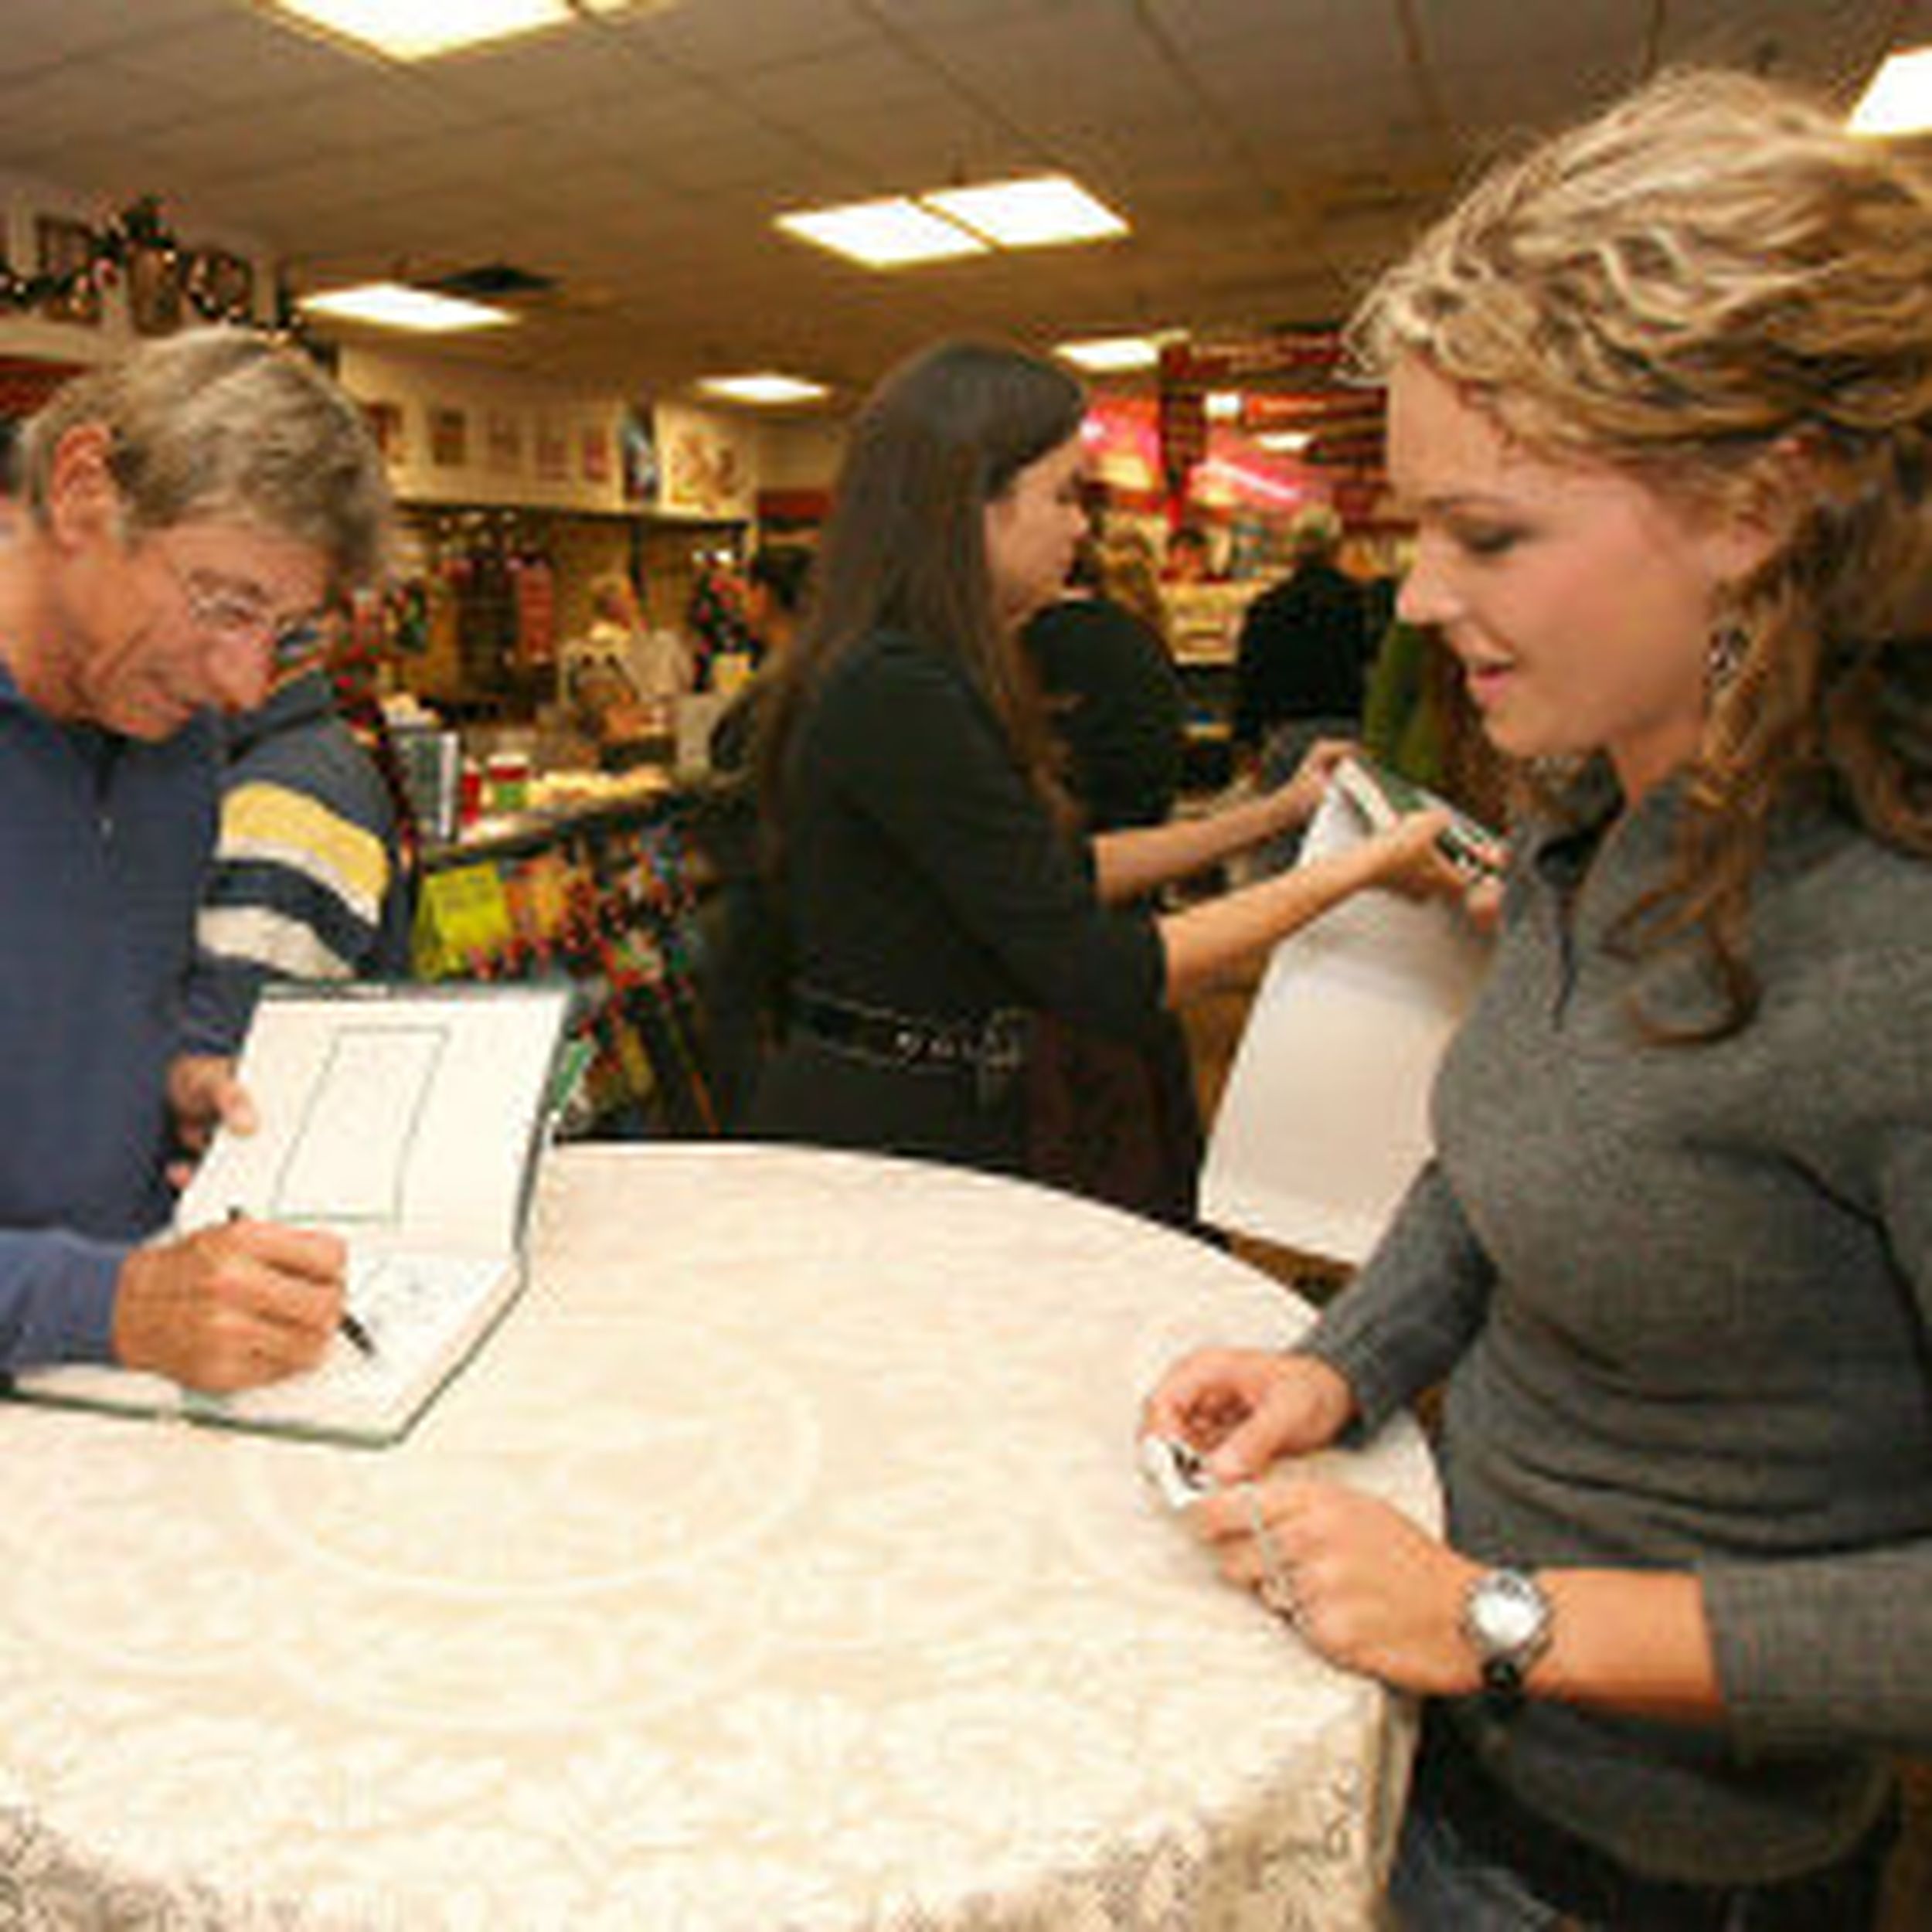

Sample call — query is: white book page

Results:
[275,1026,446,1222]
[179,986,570,1252]
[1200,787,1493,1264]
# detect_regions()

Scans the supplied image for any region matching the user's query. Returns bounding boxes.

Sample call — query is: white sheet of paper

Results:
[1199,788,1492,1264]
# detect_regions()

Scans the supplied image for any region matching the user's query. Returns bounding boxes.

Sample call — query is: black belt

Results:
[791,988,1028,1106]
[1417,1705,1900,1930]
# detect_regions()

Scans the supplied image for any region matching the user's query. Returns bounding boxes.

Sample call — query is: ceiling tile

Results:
[114,10,374,105]
[632,0,875,73]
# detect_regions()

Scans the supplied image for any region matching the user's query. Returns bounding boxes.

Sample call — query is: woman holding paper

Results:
[746,339,1464,1223]
[1145,69,1932,1927]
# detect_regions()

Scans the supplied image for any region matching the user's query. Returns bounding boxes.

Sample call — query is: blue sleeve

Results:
[0,1230,126,1369]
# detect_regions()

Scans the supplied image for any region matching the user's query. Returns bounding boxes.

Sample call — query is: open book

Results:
[11,981,573,1447]
[1199,775,1497,1265]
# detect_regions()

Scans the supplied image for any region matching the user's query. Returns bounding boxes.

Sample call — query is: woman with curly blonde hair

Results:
[1146,68,1932,1927]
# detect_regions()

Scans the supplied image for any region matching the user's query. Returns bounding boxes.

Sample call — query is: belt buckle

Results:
[975,1009,1029,1107]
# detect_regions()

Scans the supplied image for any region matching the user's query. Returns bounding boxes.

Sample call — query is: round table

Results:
[0,1144,1439,1930]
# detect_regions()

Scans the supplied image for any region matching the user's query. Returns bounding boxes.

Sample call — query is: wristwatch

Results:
[1461,1567,1553,1710]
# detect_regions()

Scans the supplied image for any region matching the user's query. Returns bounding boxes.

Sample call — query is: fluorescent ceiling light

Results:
[1205,389,1243,423]
[299,281,515,332]
[263,1,580,60]
[922,174,1128,249]
[1256,430,1313,453]
[1055,335,1163,373]
[777,197,989,268]
[1849,45,1932,135]
[698,373,829,406]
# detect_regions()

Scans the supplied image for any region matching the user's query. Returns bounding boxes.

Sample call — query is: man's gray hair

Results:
[21,328,393,591]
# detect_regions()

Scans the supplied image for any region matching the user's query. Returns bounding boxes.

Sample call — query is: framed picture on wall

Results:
[580,422,611,484]
[362,400,406,469]
[429,406,468,469]
[485,410,522,474]
[36,217,101,327]
[534,418,568,484]
[128,246,183,337]
[620,403,658,505]
[199,250,256,325]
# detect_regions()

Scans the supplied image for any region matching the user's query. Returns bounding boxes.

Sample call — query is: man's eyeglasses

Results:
[156,546,325,668]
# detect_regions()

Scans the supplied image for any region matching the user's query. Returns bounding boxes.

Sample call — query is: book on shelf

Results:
[9,981,573,1447]
[1199,777,1495,1265]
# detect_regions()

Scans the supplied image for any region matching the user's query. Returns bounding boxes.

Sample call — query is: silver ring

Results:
[1240,1484,1302,1627]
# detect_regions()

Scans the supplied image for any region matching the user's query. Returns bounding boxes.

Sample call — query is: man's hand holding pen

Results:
[111,1216,349,1394]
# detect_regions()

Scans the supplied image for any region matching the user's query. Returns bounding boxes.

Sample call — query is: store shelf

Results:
[413,774,719,1141]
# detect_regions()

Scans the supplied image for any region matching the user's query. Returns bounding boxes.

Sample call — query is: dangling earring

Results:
[1706,619,1750,696]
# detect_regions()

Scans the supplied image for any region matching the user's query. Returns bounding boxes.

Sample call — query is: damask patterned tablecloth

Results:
[0,1143,1440,1931]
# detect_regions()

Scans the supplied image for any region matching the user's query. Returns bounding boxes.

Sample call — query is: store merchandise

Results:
[413,799,716,1137]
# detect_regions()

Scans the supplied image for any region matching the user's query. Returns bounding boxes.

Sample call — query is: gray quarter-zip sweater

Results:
[1305,768,1932,1886]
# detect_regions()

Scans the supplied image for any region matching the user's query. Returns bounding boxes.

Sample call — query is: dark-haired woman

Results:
[746,339,1461,1221]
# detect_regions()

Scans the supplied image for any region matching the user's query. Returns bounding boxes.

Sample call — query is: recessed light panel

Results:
[1054,335,1164,373]
[263,1,573,62]
[1849,45,1932,135]
[923,175,1128,249]
[698,373,829,406]
[299,282,515,332]
[776,198,990,268]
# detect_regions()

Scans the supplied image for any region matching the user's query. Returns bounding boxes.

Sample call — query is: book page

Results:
[180,985,571,1251]
[275,1026,445,1223]
[1200,789,1492,1264]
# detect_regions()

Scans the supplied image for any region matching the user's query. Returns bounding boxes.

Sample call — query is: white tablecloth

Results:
[0,1144,1440,1930]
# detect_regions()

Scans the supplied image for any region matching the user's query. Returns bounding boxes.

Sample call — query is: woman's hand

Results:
[1141,1348,1355,1484]
[1359,809,1478,904]
[1195,1477,1485,1695]
[1262,736,1358,835]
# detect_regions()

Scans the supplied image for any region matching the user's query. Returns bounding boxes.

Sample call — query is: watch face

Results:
[1468,1570,1549,1658]
[1478,1585,1543,1650]
[1464,1570,1549,1709]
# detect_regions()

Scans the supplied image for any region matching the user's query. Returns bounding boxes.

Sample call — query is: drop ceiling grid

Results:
[0,0,1905,398]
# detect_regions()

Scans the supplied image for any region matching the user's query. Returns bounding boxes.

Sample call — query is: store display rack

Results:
[414,788,718,1139]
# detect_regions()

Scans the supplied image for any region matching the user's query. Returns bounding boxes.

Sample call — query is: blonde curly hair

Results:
[1351,67,1932,1037]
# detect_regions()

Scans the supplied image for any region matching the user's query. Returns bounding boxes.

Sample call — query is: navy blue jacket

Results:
[0,660,221,1366]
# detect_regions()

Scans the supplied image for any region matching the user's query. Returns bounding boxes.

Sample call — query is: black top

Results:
[1023,594,1184,832]
[1231,560,1370,750]
[744,629,1166,1175]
